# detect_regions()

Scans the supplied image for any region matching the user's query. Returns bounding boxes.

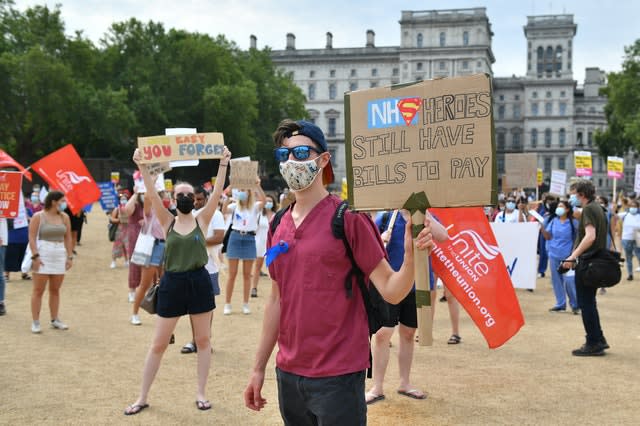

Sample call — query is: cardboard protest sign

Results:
[137,132,224,164]
[503,153,537,189]
[574,151,592,177]
[549,170,567,196]
[607,156,624,179]
[229,159,259,188]
[166,128,200,168]
[97,182,119,212]
[344,74,496,211]
[0,171,23,218]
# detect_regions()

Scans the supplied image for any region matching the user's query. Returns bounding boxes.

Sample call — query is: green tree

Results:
[596,39,640,156]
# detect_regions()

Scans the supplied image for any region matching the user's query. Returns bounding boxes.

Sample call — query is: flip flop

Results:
[181,342,197,354]
[447,334,462,345]
[196,400,212,411]
[365,391,385,405]
[124,403,149,415]
[397,389,427,400]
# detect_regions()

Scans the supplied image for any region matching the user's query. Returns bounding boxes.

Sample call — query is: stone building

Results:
[268,8,621,195]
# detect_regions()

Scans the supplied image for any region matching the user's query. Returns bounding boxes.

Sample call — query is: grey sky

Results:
[11,0,639,84]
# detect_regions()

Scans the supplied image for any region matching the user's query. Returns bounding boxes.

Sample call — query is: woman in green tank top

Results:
[124,146,231,416]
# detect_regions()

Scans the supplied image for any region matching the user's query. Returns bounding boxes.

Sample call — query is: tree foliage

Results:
[596,39,640,157]
[0,3,306,176]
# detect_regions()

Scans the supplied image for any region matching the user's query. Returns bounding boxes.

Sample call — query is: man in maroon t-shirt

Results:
[243,120,437,425]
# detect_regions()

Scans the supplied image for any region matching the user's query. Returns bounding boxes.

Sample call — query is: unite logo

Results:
[55,170,90,192]
[367,97,421,129]
[444,227,501,283]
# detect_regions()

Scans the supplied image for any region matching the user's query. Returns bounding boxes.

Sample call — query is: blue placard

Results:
[98,182,119,212]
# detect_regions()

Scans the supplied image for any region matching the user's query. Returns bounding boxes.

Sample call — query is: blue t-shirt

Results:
[375,211,436,290]
[545,216,578,259]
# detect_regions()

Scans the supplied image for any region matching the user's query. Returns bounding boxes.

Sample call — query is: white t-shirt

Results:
[205,210,226,274]
[494,209,520,223]
[228,202,261,232]
[617,211,640,241]
[0,218,8,246]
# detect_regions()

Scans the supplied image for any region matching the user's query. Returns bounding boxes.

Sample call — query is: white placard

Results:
[490,222,538,289]
[165,128,199,168]
[549,169,567,197]
[634,164,640,194]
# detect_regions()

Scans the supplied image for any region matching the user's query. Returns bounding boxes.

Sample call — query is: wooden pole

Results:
[612,178,617,206]
[411,210,432,346]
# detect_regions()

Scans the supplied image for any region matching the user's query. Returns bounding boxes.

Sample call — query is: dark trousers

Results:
[276,367,367,426]
[537,232,548,274]
[575,280,604,345]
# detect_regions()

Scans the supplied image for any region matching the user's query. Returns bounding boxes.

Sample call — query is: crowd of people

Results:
[1,120,636,422]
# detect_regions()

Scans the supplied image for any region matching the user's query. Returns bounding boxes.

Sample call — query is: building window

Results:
[555,45,563,72]
[309,70,315,78]
[512,132,521,150]
[514,95,520,101]
[545,46,554,75]
[577,131,583,146]
[371,68,378,77]
[513,104,521,119]
[560,90,566,97]
[350,69,357,77]
[559,102,567,116]
[499,95,504,101]
[498,105,505,120]
[329,83,337,100]
[439,61,445,70]
[532,91,538,99]
[545,128,552,147]
[463,31,469,46]
[537,46,544,75]
[329,69,336,78]
[477,60,481,68]
[417,62,423,71]
[588,131,593,147]
[328,118,336,137]
[544,157,552,173]
[532,103,539,116]
[497,157,505,174]
[392,68,399,76]
[370,81,378,88]
[497,133,506,150]
[308,83,315,100]
[559,128,566,147]
[462,60,468,69]
[349,82,358,91]
[531,129,538,148]
[558,157,566,170]
[546,91,552,98]
[545,102,552,115]
[417,33,423,48]
[439,32,446,47]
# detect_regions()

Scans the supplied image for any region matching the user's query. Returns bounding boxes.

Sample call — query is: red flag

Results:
[430,207,525,348]
[31,145,101,214]
[0,149,32,181]
[0,171,23,218]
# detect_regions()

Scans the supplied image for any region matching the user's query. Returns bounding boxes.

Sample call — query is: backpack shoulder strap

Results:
[331,201,367,300]
[270,204,292,234]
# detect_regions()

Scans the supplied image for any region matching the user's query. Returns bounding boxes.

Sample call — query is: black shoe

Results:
[627,275,633,281]
[439,296,447,302]
[0,303,5,316]
[250,288,258,298]
[169,334,175,345]
[572,344,605,357]
[549,306,565,312]
[599,338,610,350]
[571,308,580,315]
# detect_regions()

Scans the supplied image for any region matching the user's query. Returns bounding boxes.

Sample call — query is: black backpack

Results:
[270,200,389,377]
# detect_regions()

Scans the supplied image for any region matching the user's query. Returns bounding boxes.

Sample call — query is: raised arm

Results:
[197,147,231,231]
[132,150,174,229]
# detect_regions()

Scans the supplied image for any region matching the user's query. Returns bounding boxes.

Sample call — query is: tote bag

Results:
[131,220,155,266]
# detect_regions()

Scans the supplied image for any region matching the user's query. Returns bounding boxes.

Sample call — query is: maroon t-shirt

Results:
[267,195,386,377]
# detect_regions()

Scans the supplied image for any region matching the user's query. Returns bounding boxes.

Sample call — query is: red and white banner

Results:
[0,149,32,181]
[0,171,23,218]
[31,145,101,214]
[429,207,525,348]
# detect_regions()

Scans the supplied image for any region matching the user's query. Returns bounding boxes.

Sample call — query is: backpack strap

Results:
[270,204,293,234]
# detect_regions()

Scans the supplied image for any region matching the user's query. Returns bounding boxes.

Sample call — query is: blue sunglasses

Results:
[274,146,322,162]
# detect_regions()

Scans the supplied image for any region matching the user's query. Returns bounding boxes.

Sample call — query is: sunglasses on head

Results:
[176,192,194,200]
[274,146,322,162]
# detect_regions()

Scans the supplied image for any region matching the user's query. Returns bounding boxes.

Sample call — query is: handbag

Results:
[131,220,155,266]
[140,284,159,314]
[108,222,118,242]
[576,248,623,288]
[21,244,33,273]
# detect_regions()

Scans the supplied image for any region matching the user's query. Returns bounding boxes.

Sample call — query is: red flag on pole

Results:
[0,149,32,181]
[429,207,525,348]
[31,145,101,214]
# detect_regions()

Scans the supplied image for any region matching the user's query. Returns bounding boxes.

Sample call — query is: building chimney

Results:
[366,29,375,47]
[286,33,296,50]
[249,35,257,49]
[326,32,333,49]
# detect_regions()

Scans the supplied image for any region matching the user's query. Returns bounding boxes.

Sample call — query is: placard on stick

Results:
[229,160,259,188]
[345,73,496,211]
[504,153,538,189]
[137,132,225,164]
[0,171,23,218]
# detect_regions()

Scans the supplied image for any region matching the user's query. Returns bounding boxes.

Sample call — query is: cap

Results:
[290,120,334,185]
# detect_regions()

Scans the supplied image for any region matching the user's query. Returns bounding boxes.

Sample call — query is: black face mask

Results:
[176,196,195,214]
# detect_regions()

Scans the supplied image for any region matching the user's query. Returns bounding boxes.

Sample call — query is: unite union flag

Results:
[0,149,32,181]
[30,145,101,214]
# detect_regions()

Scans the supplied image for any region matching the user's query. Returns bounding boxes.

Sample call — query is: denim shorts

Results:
[148,240,165,266]
[210,273,220,296]
[156,267,215,317]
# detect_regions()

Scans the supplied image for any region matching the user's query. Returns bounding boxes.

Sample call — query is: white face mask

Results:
[279,158,321,191]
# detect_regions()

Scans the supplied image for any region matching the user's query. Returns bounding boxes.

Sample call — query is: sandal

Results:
[124,403,149,415]
[181,342,197,354]
[21,273,32,280]
[447,334,462,345]
[196,400,212,411]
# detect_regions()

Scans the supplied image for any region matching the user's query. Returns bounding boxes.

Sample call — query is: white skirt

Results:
[35,240,66,275]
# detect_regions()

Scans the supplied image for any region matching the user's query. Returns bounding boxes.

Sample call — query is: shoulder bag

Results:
[140,284,159,314]
[130,219,155,266]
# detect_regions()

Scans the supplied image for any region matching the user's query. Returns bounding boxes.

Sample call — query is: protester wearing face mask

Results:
[617,199,640,281]
[110,195,131,271]
[28,192,44,214]
[541,200,579,313]
[250,195,277,298]
[493,197,520,223]
[27,191,74,333]
[221,181,266,315]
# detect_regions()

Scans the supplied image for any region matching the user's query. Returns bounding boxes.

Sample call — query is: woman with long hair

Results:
[124,146,230,415]
[28,191,74,333]
[250,194,276,298]
[221,183,266,315]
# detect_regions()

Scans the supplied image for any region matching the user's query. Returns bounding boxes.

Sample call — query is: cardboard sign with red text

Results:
[429,207,525,348]
[137,133,225,164]
[0,171,23,218]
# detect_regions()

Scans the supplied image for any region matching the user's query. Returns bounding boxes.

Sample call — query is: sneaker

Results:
[31,320,41,334]
[635,266,640,272]
[572,343,605,357]
[537,272,545,278]
[50,318,69,330]
[223,304,232,315]
[110,261,116,269]
[130,315,142,325]
[627,275,633,281]
[128,292,135,303]
[242,304,251,315]
[181,342,197,354]
[549,306,565,312]
[0,303,6,316]
[250,288,258,298]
